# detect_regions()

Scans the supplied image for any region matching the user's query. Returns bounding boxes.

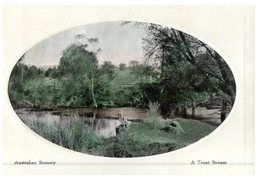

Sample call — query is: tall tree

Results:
[142,24,236,119]
[119,63,127,70]
[58,34,101,107]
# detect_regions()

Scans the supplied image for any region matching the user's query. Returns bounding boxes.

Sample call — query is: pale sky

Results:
[22,22,147,67]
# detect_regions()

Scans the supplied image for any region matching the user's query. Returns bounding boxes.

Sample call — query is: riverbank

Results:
[22,116,217,157]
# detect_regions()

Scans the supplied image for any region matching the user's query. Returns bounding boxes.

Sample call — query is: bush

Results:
[23,116,105,155]
[147,102,161,129]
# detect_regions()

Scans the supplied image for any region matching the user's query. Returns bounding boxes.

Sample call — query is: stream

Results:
[15,107,150,138]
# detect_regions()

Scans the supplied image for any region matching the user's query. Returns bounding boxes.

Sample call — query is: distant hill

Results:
[112,68,137,85]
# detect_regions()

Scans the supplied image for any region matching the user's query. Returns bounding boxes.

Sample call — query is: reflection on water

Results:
[86,118,122,137]
[15,106,221,138]
[15,109,133,138]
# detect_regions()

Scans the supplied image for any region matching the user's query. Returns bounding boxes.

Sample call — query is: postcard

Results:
[3,5,255,175]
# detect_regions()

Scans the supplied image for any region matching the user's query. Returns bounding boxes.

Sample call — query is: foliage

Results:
[8,24,229,157]
[58,44,98,77]
[8,25,235,120]
[119,63,127,70]
[142,23,236,106]
[26,117,104,154]
[22,114,216,157]
[147,102,161,129]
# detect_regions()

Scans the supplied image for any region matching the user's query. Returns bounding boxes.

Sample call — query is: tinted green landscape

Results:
[8,22,236,157]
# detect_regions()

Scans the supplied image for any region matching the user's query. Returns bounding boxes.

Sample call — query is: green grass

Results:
[112,69,137,85]
[24,117,105,156]
[104,118,216,157]
[22,116,216,157]
[174,118,216,146]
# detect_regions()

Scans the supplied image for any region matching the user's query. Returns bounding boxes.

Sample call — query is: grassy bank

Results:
[22,116,216,157]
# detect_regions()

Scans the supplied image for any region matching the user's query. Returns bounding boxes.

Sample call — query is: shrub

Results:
[148,102,161,129]
[23,116,104,155]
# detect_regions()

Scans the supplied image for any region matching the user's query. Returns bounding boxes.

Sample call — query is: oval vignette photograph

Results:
[8,21,236,158]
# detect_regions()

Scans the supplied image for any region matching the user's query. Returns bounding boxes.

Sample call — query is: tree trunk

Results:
[192,101,196,119]
[174,107,180,116]
[91,75,97,108]
[183,103,188,118]
[160,103,170,119]
[221,99,227,122]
